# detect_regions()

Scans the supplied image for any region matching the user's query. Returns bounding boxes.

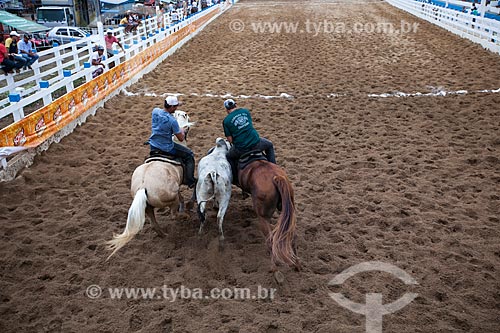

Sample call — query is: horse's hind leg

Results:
[175,193,189,221]
[178,192,185,213]
[216,194,230,251]
[257,213,284,284]
[197,201,207,235]
[146,204,165,237]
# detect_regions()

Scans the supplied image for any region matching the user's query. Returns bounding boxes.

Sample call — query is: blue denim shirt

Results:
[149,108,181,153]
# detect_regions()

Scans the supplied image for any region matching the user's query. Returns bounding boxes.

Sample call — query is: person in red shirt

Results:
[104,29,125,69]
[104,29,124,58]
[0,35,24,74]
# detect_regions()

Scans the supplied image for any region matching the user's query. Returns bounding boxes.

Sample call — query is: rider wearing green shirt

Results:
[222,99,276,183]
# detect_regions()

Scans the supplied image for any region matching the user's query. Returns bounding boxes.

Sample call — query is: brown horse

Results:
[238,160,300,272]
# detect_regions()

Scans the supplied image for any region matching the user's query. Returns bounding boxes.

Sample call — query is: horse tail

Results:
[197,171,217,222]
[209,171,218,187]
[270,175,299,268]
[106,188,148,260]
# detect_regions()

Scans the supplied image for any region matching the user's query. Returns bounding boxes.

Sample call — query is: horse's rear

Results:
[239,160,299,269]
[131,161,183,207]
[106,161,184,259]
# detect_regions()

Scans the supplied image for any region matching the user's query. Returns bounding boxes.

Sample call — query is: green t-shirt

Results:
[223,108,260,151]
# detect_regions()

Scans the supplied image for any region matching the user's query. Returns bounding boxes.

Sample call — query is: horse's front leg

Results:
[185,186,196,212]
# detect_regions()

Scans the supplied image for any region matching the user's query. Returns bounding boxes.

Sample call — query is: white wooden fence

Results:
[0,7,200,128]
[386,0,500,54]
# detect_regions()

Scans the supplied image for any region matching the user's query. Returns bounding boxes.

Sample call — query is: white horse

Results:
[106,110,194,259]
[196,138,232,249]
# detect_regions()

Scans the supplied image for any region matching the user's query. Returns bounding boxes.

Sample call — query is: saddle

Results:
[238,150,267,170]
[145,150,182,166]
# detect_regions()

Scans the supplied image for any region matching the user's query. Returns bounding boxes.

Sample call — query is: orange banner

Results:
[0,7,220,151]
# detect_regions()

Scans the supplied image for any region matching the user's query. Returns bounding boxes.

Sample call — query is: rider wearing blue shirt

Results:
[149,96,196,188]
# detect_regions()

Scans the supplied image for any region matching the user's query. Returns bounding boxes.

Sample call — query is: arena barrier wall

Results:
[0,2,231,181]
[386,0,500,54]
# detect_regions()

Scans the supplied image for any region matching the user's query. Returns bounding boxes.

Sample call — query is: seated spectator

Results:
[471,4,479,15]
[119,15,130,33]
[171,10,179,23]
[90,45,106,78]
[17,34,39,70]
[132,13,141,31]
[5,31,27,69]
[0,35,24,74]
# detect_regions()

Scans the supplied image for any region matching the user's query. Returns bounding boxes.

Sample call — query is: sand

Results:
[0,0,499,332]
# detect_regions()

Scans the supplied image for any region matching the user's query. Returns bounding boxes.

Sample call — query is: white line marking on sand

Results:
[121,87,500,100]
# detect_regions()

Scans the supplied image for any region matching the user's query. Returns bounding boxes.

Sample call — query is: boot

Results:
[229,158,239,186]
[183,156,197,188]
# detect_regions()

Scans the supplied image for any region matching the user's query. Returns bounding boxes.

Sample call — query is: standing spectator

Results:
[17,34,39,70]
[104,29,124,58]
[5,31,27,69]
[90,45,106,78]
[0,35,24,74]
[104,29,124,69]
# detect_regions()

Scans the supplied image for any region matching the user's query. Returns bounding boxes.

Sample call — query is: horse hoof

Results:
[218,241,224,252]
[273,271,285,285]
[155,229,166,238]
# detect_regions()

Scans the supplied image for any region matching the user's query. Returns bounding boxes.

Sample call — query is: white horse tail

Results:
[197,171,217,222]
[106,188,148,260]
[209,171,218,187]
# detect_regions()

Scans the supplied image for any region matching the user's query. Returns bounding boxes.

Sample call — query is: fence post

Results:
[52,44,64,79]
[83,62,92,82]
[39,81,53,106]
[124,44,131,61]
[8,93,24,122]
[63,70,74,93]
[6,75,16,95]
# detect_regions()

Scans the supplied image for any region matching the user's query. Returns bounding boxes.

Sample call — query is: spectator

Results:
[471,4,479,15]
[5,31,27,69]
[104,29,124,69]
[17,34,39,70]
[90,45,106,78]
[104,29,124,58]
[128,12,140,33]
[119,15,131,33]
[0,35,24,74]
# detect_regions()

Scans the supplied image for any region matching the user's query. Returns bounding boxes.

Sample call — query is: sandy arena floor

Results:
[0,0,499,332]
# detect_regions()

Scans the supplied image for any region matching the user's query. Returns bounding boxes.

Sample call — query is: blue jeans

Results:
[1,57,25,71]
[21,53,39,67]
[227,137,276,164]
